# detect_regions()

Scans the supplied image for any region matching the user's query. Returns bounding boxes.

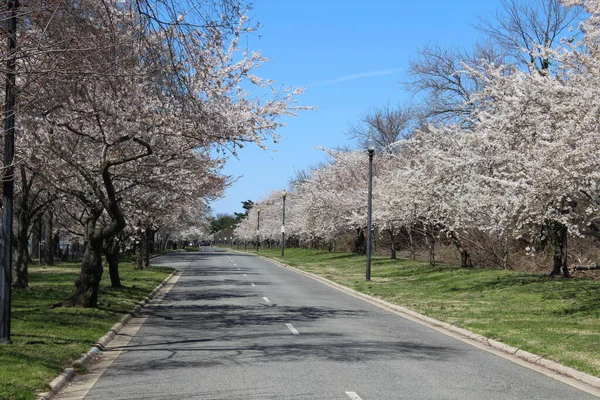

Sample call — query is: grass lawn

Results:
[0,261,171,400]
[249,247,600,378]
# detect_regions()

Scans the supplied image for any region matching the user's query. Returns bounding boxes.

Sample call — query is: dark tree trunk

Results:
[72,241,80,261]
[53,229,60,259]
[43,210,54,265]
[354,228,366,254]
[502,231,510,270]
[147,229,155,254]
[104,237,122,288]
[143,229,151,268]
[448,231,473,268]
[136,239,143,269]
[31,221,40,260]
[13,211,29,289]
[407,227,416,261]
[550,223,570,278]
[136,231,146,270]
[62,194,126,307]
[61,244,69,262]
[425,224,436,267]
[388,228,397,259]
[62,237,103,308]
[26,244,33,264]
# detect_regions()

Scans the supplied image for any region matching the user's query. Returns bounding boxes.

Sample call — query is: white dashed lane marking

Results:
[251,283,256,287]
[262,297,270,303]
[345,392,362,400]
[286,323,299,335]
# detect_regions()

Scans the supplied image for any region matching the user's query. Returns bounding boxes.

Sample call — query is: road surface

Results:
[58,250,599,399]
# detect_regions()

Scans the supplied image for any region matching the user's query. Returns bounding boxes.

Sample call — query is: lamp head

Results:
[365,132,377,155]
[282,190,287,199]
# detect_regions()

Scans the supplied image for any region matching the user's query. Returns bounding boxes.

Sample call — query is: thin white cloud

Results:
[309,69,400,87]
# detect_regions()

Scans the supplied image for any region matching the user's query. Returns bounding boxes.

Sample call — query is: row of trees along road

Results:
[0,0,304,333]
[235,0,600,277]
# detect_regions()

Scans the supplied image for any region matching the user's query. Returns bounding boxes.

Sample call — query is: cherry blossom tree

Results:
[9,0,304,307]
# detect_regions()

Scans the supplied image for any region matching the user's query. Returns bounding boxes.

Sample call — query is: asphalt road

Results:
[60,250,599,399]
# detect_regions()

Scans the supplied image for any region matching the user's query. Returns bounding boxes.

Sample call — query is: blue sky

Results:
[209,0,505,216]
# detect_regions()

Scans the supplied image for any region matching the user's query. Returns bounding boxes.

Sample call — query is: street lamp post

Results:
[256,208,261,252]
[281,191,287,257]
[365,132,376,281]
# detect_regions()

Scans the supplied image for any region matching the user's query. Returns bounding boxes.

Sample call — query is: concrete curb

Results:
[37,267,182,400]
[256,254,600,391]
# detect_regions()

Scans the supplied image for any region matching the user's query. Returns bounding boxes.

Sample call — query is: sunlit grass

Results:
[0,261,171,400]
[253,247,600,378]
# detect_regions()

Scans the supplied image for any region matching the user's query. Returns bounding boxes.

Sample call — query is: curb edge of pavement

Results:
[253,253,600,392]
[36,266,183,400]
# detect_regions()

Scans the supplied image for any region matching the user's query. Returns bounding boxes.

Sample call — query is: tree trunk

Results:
[143,229,151,268]
[147,229,155,254]
[136,236,143,269]
[61,237,103,308]
[136,230,147,270]
[448,231,473,268]
[104,237,122,288]
[13,211,30,289]
[31,219,40,260]
[502,231,509,270]
[62,244,69,262]
[407,227,416,261]
[53,229,60,260]
[550,223,570,278]
[43,210,54,265]
[354,228,366,254]
[425,225,436,267]
[72,241,80,261]
[389,228,397,260]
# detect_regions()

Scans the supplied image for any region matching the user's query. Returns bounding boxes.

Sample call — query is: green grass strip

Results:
[250,247,600,378]
[0,261,171,400]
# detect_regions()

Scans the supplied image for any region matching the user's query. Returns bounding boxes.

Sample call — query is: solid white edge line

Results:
[345,391,362,400]
[262,297,270,303]
[286,323,299,335]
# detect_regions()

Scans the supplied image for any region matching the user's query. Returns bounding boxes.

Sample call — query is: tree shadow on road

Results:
[107,301,463,375]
